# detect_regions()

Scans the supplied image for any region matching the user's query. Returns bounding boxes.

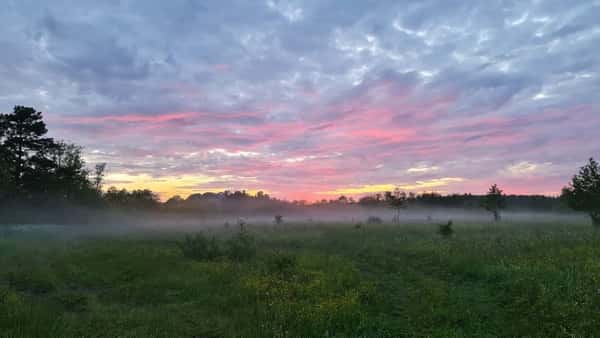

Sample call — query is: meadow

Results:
[2,219,600,337]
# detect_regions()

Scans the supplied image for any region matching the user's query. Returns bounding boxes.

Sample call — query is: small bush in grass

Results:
[55,293,89,312]
[226,225,256,261]
[438,220,454,237]
[366,216,383,224]
[8,270,55,294]
[178,233,222,261]
[274,214,283,225]
[266,251,297,275]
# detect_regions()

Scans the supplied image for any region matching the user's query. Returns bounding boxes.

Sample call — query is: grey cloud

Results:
[1,0,598,197]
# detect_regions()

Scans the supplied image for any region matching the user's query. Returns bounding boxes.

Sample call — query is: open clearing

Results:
[1,221,600,337]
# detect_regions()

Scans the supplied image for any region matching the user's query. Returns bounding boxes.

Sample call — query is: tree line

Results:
[1,106,599,225]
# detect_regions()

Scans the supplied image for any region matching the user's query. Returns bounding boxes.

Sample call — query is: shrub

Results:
[366,216,383,224]
[55,293,89,312]
[265,251,297,275]
[177,233,222,261]
[438,220,454,237]
[226,226,256,261]
[8,270,55,294]
[274,214,283,225]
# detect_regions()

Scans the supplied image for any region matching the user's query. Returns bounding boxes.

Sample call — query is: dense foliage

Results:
[562,158,600,225]
[0,106,101,205]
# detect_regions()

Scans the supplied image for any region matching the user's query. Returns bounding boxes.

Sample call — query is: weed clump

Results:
[177,233,221,261]
[438,220,454,237]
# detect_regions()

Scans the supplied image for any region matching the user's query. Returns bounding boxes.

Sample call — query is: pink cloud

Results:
[68,112,198,124]
[213,63,232,72]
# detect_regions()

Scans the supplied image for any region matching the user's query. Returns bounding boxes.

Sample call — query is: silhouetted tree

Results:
[274,214,283,225]
[0,106,102,205]
[385,188,407,223]
[0,106,52,193]
[484,184,505,221]
[358,195,379,207]
[93,163,106,192]
[25,142,78,199]
[562,158,600,226]
[0,126,13,200]
[165,195,184,208]
[105,187,160,210]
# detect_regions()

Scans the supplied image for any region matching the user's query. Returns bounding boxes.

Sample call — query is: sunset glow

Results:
[1,1,598,201]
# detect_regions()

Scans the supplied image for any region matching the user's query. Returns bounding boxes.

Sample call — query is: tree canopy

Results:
[0,106,101,204]
[562,158,600,226]
[483,184,506,221]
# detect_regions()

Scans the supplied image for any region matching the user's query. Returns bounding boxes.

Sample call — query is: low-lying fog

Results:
[1,207,590,238]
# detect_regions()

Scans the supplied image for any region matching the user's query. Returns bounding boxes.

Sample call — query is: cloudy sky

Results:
[1,0,599,200]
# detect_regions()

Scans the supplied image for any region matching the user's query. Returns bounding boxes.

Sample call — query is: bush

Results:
[226,226,256,261]
[55,293,89,312]
[366,216,383,224]
[8,270,55,294]
[177,233,222,261]
[438,220,454,237]
[274,215,283,225]
[265,251,297,275]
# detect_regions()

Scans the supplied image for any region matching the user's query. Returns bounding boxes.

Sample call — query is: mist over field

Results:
[2,0,600,336]
[1,204,589,238]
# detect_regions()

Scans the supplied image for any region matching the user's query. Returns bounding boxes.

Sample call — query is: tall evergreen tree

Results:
[0,106,52,193]
[0,112,14,196]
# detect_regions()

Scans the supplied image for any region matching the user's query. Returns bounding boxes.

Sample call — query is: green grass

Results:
[2,222,600,337]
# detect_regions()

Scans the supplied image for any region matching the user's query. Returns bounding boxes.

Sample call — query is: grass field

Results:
[2,221,600,337]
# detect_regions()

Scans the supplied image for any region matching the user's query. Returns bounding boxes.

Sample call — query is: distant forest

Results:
[0,106,569,224]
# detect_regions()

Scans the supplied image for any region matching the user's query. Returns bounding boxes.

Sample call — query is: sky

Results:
[1,0,599,201]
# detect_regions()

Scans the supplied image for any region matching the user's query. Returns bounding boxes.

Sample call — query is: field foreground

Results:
[2,221,600,337]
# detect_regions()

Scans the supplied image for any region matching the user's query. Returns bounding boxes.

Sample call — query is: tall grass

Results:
[1,221,600,336]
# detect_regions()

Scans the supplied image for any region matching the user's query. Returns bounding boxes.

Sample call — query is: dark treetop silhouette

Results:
[483,184,506,222]
[562,158,600,226]
[0,106,102,205]
[0,105,586,225]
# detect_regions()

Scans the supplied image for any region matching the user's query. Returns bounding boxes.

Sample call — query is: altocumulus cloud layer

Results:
[1,0,599,200]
